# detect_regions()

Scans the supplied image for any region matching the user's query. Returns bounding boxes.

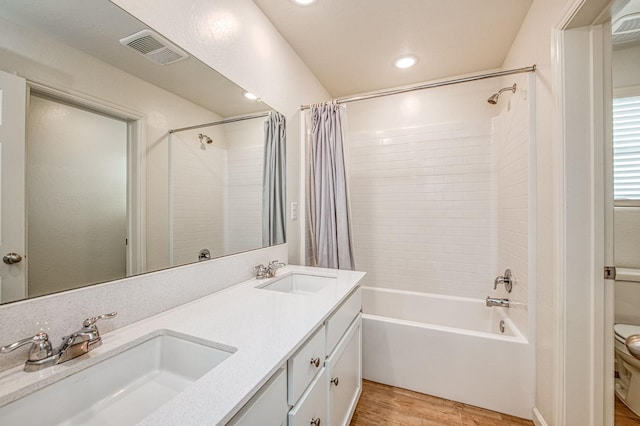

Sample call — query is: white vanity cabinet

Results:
[229,367,288,426]
[230,287,362,426]
[286,288,362,426]
[326,316,362,426]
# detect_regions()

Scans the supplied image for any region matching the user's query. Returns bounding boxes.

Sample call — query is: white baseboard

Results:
[532,407,548,426]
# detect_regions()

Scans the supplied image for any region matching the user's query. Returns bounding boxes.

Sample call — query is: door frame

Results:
[552,1,614,425]
[27,81,147,276]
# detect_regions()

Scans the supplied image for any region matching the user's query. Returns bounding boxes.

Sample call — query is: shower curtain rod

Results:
[300,65,536,110]
[168,111,271,134]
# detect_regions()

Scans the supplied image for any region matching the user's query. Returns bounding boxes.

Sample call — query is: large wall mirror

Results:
[0,0,286,304]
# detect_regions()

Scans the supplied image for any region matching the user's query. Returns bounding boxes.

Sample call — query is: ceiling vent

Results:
[612,12,640,45]
[119,30,188,65]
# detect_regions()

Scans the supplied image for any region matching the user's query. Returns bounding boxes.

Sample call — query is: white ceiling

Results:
[0,0,270,117]
[253,0,533,98]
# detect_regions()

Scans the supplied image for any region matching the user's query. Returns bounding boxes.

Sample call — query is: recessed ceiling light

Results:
[292,0,317,5]
[394,55,418,69]
[244,92,259,101]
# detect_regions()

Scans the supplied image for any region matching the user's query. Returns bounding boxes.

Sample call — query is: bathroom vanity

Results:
[0,265,364,425]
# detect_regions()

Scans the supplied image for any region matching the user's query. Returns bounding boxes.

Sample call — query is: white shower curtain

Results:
[308,103,355,270]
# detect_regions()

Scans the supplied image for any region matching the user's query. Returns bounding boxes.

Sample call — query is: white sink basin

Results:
[258,273,336,295]
[0,331,234,425]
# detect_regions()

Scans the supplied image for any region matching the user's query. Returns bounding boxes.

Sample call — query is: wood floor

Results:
[349,381,640,425]
[616,396,640,425]
[350,380,532,426]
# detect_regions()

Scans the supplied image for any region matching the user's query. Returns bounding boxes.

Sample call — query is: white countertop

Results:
[0,265,365,425]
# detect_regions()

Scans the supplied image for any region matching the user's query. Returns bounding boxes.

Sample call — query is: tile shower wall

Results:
[224,119,265,254]
[347,120,497,298]
[493,75,531,336]
[171,129,227,265]
[340,79,531,334]
[170,119,265,266]
[344,82,499,299]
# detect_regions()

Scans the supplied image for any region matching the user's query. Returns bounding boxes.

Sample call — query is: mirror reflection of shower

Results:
[198,133,213,150]
[487,84,517,104]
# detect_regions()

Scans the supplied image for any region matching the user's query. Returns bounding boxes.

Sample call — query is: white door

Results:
[0,70,27,303]
[27,94,128,297]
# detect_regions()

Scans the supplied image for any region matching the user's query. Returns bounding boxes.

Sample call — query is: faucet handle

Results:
[0,332,53,362]
[493,269,513,293]
[83,312,117,328]
[254,264,268,279]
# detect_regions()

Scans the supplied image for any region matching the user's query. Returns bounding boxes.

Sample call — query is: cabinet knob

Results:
[331,377,339,386]
[310,357,321,368]
[310,418,321,426]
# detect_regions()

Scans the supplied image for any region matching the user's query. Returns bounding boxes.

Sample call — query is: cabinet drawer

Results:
[288,325,326,405]
[288,368,327,426]
[229,367,288,426]
[327,315,362,426]
[326,288,361,356]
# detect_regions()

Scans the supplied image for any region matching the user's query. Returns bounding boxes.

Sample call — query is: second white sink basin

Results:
[258,273,336,295]
[0,331,235,425]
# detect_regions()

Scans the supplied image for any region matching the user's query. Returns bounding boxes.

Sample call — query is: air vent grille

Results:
[119,30,188,65]
[126,35,164,54]
[613,32,640,45]
[617,18,640,33]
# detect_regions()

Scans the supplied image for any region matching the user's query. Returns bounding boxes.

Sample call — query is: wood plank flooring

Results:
[350,380,532,426]
[350,381,640,425]
[616,396,640,425]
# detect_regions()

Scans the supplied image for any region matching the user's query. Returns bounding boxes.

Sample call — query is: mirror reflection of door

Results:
[612,6,640,422]
[26,94,128,297]
[0,70,27,303]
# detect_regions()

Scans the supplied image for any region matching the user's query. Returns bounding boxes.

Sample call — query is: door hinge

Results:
[604,266,616,280]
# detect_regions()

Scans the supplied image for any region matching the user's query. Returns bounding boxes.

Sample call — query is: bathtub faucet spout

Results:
[486,297,510,308]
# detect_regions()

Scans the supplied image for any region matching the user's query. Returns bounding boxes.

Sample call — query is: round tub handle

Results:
[310,418,321,426]
[310,357,320,368]
[331,377,339,386]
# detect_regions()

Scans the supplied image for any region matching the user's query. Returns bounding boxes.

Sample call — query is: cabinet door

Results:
[326,316,362,426]
[228,367,288,426]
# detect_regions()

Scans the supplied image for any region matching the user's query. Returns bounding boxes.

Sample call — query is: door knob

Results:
[3,253,22,265]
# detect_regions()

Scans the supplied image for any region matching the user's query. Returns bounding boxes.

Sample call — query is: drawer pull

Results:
[331,377,339,386]
[310,357,321,368]
[310,418,321,426]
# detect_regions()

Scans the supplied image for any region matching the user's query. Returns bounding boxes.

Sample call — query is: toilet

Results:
[615,323,640,415]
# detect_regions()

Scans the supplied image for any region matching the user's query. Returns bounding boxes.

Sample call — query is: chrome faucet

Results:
[267,260,286,277]
[0,312,116,372]
[486,297,510,308]
[254,260,286,279]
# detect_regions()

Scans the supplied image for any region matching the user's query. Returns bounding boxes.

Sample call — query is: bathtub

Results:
[362,286,534,419]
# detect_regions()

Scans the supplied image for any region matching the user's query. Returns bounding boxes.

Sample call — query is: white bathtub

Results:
[362,286,534,419]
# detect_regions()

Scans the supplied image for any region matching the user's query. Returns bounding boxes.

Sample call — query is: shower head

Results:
[198,133,213,144]
[487,84,517,105]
